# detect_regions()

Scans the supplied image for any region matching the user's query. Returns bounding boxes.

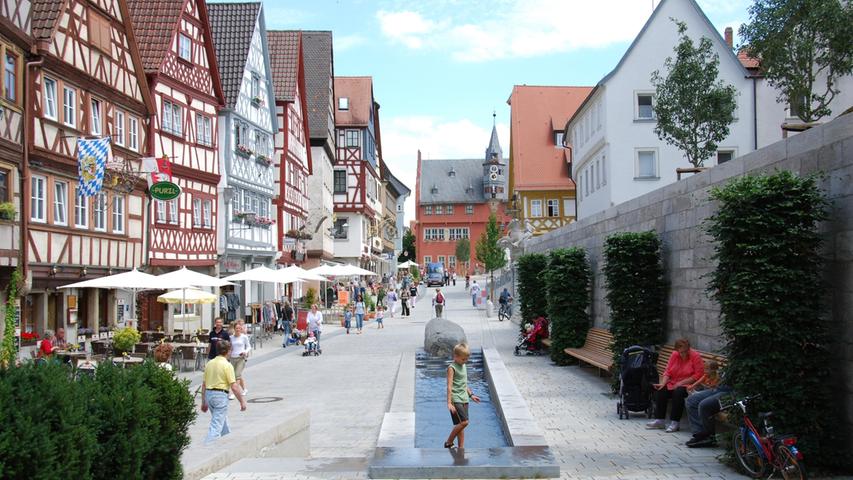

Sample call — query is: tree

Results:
[455,238,470,267]
[0,267,21,367]
[398,228,415,262]
[475,214,507,302]
[740,0,853,123]
[651,21,738,168]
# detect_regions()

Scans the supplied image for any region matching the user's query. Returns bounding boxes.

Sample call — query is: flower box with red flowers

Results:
[235,144,254,158]
[255,155,272,167]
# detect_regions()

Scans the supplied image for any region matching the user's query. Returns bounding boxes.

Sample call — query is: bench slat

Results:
[563,328,615,371]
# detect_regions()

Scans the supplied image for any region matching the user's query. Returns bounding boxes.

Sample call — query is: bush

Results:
[545,248,592,365]
[0,361,196,479]
[603,231,666,387]
[707,171,839,467]
[516,253,548,333]
[112,326,140,355]
[304,287,318,308]
[409,266,420,281]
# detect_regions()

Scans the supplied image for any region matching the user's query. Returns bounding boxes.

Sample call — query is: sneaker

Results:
[242,389,248,396]
[665,421,680,433]
[686,436,717,448]
[645,419,665,429]
[228,393,235,400]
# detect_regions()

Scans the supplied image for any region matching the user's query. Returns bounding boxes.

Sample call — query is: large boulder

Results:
[424,317,467,357]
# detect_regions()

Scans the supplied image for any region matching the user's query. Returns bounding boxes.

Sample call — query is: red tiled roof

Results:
[32,0,65,40]
[334,76,373,127]
[126,0,185,72]
[508,85,593,191]
[267,30,299,102]
[738,50,760,70]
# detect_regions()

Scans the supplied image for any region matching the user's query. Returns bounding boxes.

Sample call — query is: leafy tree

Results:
[398,228,416,262]
[475,214,507,302]
[707,172,839,467]
[545,248,592,365]
[651,21,738,168]
[0,267,21,367]
[516,253,549,334]
[455,238,470,265]
[740,0,853,123]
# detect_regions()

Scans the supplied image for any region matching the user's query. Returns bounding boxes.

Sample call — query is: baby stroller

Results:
[514,317,549,355]
[616,345,659,419]
[302,331,320,356]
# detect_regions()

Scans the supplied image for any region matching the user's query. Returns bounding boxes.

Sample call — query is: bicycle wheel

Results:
[776,444,807,480]
[733,430,768,478]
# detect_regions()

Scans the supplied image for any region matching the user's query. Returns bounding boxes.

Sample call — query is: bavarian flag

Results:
[77,137,111,197]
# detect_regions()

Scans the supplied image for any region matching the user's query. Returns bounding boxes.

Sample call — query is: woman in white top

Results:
[307,304,324,350]
[229,321,252,398]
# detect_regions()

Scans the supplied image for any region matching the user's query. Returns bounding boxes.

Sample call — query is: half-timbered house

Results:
[0,0,30,313]
[267,30,311,266]
[128,0,224,329]
[25,0,154,336]
[208,2,277,306]
[333,76,383,270]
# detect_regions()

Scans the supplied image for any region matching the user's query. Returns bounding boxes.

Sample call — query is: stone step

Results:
[368,446,559,479]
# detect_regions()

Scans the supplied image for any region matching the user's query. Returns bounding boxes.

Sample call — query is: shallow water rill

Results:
[415,350,508,448]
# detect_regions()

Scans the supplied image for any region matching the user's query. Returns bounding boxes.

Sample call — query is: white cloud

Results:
[334,34,367,52]
[380,115,510,221]
[375,0,655,62]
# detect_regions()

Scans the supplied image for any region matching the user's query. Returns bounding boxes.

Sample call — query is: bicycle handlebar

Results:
[719,394,762,412]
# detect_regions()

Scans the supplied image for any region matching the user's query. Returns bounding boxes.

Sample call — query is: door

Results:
[145,291,165,331]
[98,290,108,330]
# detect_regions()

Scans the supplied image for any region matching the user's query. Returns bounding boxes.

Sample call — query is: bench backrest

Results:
[656,344,727,379]
[584,327,614,354]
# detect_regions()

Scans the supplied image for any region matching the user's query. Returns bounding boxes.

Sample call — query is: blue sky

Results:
[259,0,753,220]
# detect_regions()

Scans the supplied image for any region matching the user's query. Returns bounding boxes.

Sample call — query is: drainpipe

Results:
[752,77,758,150]
[22,57,45,295]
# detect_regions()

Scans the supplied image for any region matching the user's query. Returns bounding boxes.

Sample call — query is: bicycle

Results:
[720,394,807,480]
[498,302,511,322]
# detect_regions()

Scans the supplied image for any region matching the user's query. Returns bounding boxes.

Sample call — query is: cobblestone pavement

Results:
[198,280,765,479]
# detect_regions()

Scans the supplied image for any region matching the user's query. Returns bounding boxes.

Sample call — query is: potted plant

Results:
[0,202,15,221]
[112,326,141,356]
[364,295,376,319]
[256,154,272,167]
[20,331,39,346]
[304,288,317,308]
[251,95,265,106]
[235,144,254,158]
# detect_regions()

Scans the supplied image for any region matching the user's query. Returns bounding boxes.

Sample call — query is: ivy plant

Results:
[545,248,592,365]
[603,231,666,387]
[707,171,839,467]
[0,267,20,367]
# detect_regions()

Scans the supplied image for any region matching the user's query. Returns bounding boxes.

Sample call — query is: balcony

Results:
[527,216,574,235]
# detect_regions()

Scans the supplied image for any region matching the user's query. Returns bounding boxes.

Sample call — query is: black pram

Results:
[616,345,659,419]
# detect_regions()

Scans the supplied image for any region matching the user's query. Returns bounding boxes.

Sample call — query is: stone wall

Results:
[523,113,853,443]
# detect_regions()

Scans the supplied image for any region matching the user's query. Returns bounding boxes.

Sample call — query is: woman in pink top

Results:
[646,338,704,433]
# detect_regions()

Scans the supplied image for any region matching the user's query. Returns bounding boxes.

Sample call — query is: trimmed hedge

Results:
[707,171,839,468]
[545,248,592,365]
[516,253,549,333]
[603,231,666,388]
[0,361,195,479]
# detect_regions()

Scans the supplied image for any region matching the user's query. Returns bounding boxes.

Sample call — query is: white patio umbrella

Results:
[157,266,234,288]
[397,260,418,269]
[306,264,341,276]
[278,265,328,282]
[157,288,218,332]
[335,264,378,276]
[222,266,281,283]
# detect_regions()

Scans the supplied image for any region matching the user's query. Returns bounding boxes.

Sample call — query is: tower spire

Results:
[492,109,496,126]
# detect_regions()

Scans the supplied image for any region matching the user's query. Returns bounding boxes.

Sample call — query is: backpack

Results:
[436,293,444,304]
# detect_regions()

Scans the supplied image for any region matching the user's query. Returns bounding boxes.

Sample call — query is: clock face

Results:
[489,173,498,181]
[489,165,498,173]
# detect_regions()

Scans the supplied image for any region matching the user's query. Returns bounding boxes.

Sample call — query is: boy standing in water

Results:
[445,343,480,449]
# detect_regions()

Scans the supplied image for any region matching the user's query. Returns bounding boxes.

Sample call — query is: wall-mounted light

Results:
[80,267,88,277]
[107,267,114,275]
[49,265,58,276]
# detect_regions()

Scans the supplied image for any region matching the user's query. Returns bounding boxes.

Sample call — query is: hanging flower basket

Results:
[247,216,275,229]
[252,95,265,106]
[235,144,254,158]
[232,211,257,223]
[256,155,272,167]
[285,229,313,240]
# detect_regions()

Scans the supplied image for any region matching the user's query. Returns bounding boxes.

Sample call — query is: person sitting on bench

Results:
[646,338,704,433]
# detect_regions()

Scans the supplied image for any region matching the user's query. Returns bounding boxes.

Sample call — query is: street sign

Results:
[150,181,181,200]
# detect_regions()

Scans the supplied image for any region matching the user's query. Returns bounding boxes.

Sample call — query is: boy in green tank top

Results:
[445,343,481,449]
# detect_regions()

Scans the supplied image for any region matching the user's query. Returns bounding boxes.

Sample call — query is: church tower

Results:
[483,114,508,202]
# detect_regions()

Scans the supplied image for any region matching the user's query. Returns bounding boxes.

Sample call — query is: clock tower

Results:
[483,114,507,203]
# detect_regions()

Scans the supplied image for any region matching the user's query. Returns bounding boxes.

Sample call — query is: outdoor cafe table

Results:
[112,356,144,366]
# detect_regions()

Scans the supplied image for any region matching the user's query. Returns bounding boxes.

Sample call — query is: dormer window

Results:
[430,185,438,194]
[554,131,565,147]
[448,167,456,177]
[465,184,473,193]
[339,97,349,110]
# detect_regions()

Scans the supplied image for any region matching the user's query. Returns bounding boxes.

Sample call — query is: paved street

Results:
[195,279,752,480]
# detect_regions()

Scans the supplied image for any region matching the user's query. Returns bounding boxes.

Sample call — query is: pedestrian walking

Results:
[228,321,251,399]
[400,287,411,316]
[376,305,385,329]
[208,317,230,360]
[410,283,418,309]
[355,295,366,334]
[444,343,481,449]
[452,272,457,286]
[387,289,398,318]
[201,340,246,444]
[344,304,354,334]
[307,304,323,351]
[470,281,481,308]
[433,288,446,318]
[281,300,294,348]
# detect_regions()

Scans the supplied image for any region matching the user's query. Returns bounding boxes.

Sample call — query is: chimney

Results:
[724,27,733,49]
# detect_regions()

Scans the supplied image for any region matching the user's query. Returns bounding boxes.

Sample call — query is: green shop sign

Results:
[150,181,182,201]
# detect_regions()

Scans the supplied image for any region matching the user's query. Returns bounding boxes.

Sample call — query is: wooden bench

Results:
[564,327,614,373]
[541,338,552,348]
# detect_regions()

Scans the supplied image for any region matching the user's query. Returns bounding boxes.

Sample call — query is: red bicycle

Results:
[720,395,807,479]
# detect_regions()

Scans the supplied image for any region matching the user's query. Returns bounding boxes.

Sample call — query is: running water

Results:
[414,349,509,448]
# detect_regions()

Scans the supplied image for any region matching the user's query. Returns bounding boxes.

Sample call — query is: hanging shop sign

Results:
[150,181,182,201]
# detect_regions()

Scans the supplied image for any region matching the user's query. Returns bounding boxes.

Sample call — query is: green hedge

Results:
[0,361,195,479]
[603,231,666,388]
[545,248,592,365]
[707,172,839,467]
[516,253,549,333]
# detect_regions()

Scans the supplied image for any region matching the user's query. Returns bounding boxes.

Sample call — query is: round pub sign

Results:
[150,181,181,201]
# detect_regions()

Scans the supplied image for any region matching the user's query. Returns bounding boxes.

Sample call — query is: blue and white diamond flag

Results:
[77,137,111,197]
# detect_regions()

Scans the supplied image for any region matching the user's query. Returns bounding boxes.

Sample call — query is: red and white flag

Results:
[141,156,173,186]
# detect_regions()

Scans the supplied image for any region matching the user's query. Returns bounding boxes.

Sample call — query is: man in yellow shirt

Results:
[201,340,247,444]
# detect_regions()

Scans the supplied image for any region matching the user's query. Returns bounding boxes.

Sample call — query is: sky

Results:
[259,0,754,221]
